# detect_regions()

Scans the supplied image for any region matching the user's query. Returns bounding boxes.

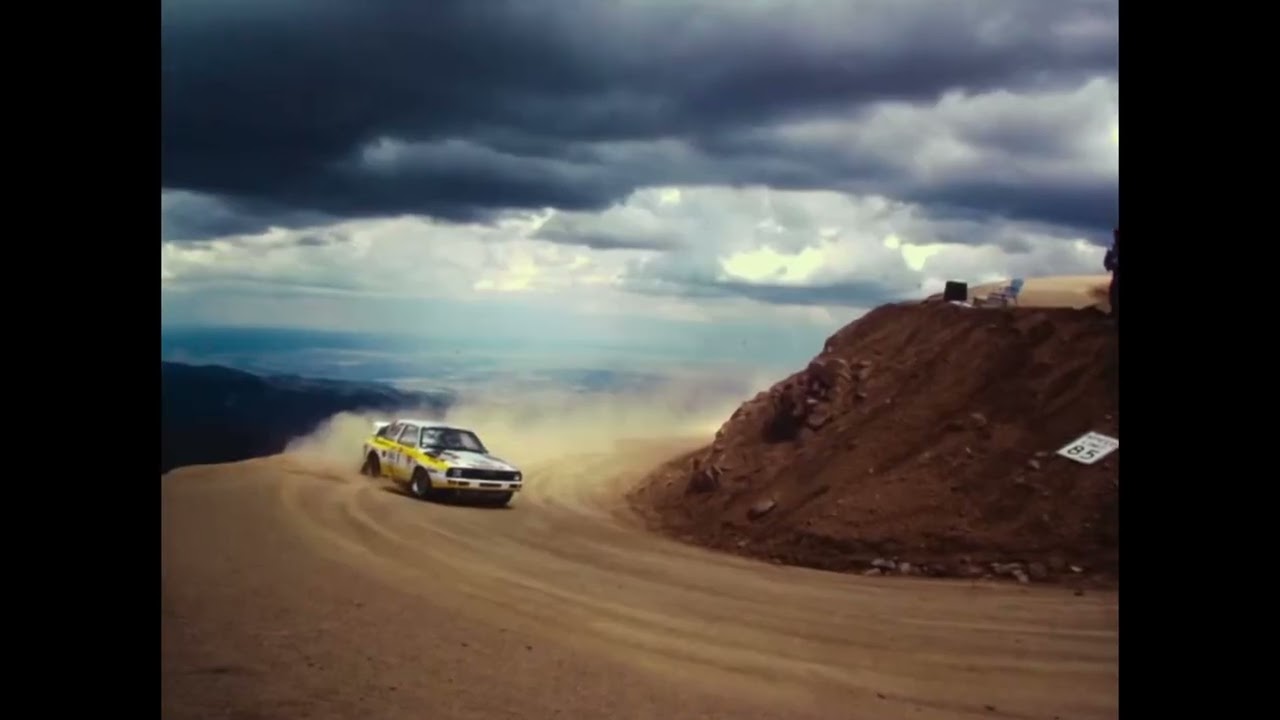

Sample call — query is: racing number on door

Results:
[376,442,403,479]
[393,425,419,481]
[378,445,398,477]
[400,449,412,479]
[391,447,410,480]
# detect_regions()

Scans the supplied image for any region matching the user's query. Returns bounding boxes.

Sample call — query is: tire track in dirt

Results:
[164,447,1118,720]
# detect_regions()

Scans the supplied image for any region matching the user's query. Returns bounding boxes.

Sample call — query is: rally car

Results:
[359,418,523,506]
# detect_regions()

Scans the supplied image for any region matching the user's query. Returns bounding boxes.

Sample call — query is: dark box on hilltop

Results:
[943,281,968,303]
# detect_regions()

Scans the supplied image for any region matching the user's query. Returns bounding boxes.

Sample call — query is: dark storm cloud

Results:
[623,273,903,309]
[161,190,338,242]
[712,279,905,308]
[533,227,683,251]
[904,178,1118,240]
[293,232,346,248]
[162,0,1117,241]
[532,209,683,250]
[161,191,266,242]
[617,244,917,309]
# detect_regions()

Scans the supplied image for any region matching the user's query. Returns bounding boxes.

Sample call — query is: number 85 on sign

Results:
[1056,431,1119,465]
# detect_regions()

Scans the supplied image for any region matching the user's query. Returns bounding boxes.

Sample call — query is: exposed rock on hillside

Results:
[629,302,1119,585]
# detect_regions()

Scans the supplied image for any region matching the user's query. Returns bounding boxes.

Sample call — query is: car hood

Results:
[434,450,518,472]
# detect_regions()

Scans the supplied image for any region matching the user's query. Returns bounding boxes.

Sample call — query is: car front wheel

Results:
[409,468,434,500]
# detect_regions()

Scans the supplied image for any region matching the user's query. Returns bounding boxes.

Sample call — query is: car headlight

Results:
[514,472,522,482]
[446,468,460,478]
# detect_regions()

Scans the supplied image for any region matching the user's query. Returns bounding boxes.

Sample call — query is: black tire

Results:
[408,468,434,501]
[361,453,381,477]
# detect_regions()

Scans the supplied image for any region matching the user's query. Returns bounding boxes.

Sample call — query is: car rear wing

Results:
[372,420,391,436]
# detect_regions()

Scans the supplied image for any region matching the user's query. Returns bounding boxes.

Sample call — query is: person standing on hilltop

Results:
[1104,226,1119,320]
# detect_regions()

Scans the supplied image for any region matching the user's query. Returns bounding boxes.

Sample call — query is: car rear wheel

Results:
[361,453,381,477]
[409,468,434,500]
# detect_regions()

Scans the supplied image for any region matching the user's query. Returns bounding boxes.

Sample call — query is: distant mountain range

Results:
[160,361,456,475]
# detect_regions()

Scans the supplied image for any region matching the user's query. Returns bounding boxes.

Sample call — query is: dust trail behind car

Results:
[282,376,762,491]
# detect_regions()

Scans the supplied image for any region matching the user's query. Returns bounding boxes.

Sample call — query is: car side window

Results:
[397,424,419,447]
[382,422,400,440]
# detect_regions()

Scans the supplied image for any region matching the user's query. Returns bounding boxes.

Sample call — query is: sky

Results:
[160,0,1118,374]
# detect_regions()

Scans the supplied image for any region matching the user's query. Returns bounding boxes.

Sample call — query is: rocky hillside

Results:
[628,302,1119,586]
[160,362,455,474]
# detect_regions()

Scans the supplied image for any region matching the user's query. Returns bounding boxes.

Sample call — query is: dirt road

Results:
[161,443,1118,720]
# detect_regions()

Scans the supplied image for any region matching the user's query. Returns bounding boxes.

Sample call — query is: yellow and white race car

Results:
[359,418,523,505]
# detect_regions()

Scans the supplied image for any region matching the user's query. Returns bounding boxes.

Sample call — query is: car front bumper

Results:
[431,477,522,492]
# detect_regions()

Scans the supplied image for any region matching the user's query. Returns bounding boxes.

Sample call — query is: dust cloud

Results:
[282,371,776,475]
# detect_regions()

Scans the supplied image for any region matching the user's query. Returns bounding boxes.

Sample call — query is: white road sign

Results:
[1056,431,1119,465]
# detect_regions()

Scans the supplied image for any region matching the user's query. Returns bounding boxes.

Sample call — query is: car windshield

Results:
[420,428,488,453]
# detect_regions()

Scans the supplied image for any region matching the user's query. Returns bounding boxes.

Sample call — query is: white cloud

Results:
[718,245,827,285]
[162,183,1108,338]
[900,242,945,272]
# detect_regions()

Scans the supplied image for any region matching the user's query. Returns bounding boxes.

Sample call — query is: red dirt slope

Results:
[628,302,1119,586]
